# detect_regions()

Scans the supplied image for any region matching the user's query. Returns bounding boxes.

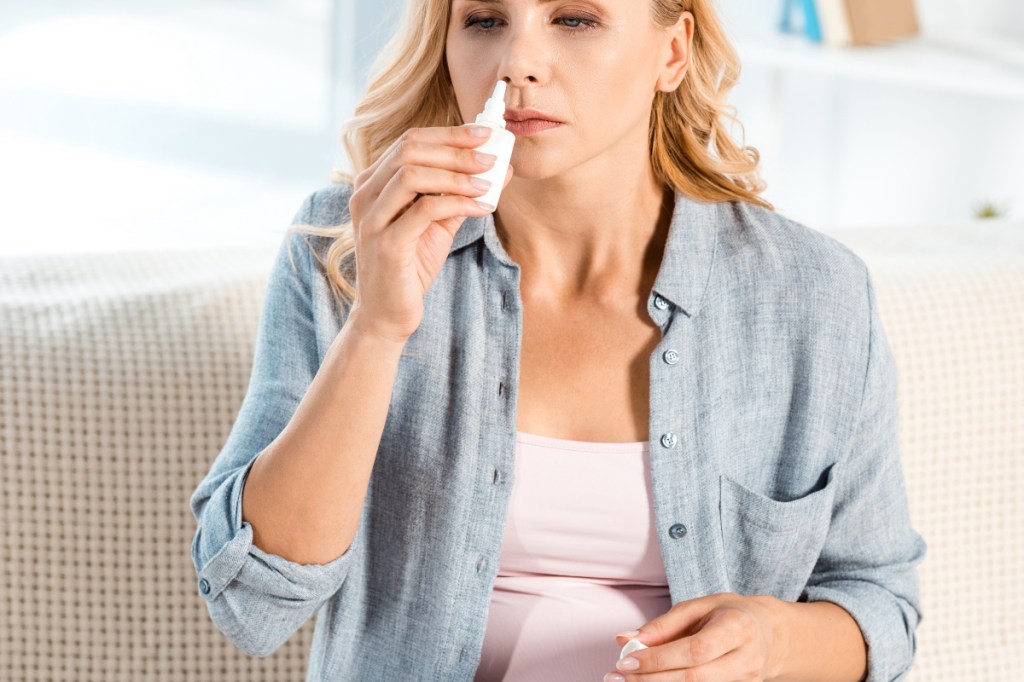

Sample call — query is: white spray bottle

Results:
[463,80,516,212]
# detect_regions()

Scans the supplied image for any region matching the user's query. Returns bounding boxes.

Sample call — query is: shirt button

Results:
[198,578,211,595]
[653,295,669,310]
[476,557,488,574]
[660,432,677,448]
[662,349,680,365]
[669,523,688,539]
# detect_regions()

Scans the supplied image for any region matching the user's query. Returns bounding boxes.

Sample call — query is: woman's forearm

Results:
[240,310,407,566]
[770,598,868,682]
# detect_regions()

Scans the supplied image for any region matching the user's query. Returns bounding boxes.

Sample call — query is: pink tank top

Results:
[473,431,672,682]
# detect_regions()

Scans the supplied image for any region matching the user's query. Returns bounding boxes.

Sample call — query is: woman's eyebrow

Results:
[454,0,611,12]
[457,0,571,5]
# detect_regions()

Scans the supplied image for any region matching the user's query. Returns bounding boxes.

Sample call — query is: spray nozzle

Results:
[475,80,508,128]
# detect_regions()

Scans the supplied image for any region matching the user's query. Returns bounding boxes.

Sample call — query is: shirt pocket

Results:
[719,463,837,601]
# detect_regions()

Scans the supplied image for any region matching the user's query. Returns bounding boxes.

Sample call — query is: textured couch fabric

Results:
[1,223,1021,681]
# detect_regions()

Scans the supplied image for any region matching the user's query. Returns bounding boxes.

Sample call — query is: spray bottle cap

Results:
[474,80,508,128]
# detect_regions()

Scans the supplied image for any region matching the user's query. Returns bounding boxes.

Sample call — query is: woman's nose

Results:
[495,22,549,87]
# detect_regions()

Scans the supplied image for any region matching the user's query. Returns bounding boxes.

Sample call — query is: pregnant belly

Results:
[473,575,672,682]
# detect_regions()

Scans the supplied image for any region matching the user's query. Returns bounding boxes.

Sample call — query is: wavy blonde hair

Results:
[289,0,772,308]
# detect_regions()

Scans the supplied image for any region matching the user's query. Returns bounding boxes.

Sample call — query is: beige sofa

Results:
[1,220,1021,681]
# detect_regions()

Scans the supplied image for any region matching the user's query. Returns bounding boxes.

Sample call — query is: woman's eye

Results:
[464,15,503,31]
[466,16,500,31]
[557,15,598,29]
[464,15,598,33]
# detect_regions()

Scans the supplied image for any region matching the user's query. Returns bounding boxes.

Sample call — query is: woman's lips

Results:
[505,119,562,136]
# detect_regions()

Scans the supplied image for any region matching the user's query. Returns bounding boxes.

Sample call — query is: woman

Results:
[190,0,926,680]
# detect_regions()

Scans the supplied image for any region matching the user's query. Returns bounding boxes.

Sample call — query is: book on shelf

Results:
[816,0,920,47]
[779,0,823,42]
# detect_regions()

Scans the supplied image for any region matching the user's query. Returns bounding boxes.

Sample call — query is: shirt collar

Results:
[448,188,721,319]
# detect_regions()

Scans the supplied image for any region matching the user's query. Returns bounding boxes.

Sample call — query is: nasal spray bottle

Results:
[463,80,516,212]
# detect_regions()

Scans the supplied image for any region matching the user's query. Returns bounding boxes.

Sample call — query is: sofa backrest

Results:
[0,247,316,680]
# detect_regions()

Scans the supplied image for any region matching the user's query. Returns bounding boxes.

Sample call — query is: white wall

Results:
[913,0,1024,39]
[0,0,419,257]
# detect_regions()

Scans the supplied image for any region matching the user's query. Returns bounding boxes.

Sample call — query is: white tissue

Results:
[619,638,648,659]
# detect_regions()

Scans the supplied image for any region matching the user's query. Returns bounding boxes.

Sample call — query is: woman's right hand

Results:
[345,125,514,345]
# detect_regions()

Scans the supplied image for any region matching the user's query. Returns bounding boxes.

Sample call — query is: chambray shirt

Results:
[190,182,926,681]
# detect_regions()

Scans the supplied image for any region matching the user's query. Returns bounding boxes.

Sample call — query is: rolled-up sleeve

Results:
[189,192,357,657]
[799,267,927,681]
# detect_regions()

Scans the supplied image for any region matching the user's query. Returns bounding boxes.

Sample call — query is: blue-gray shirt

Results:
[190,182,926,681]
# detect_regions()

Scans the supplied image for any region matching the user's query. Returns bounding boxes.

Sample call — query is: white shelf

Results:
[734,30,1024,102]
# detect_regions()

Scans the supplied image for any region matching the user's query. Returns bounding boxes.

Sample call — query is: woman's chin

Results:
[503,160,564,183]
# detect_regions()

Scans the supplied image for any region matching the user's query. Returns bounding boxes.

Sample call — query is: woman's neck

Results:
[494,173,673,304]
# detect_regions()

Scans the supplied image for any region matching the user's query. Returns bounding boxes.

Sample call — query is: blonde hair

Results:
[289,0,772,308]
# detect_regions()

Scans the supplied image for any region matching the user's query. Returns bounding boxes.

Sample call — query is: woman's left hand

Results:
[605,592,788,682]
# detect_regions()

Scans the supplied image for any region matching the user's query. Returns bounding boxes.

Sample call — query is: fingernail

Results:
[615,630,640,639]
[603,674,626,682]
[470,177,492,191]
[475,151,497,166]
[469,126,492,137]
[475,200,494,212]
[617,657,640,672]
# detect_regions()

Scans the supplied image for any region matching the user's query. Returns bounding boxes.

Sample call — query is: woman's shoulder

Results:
[290,181,356,228]
[280,182,358,268]
[717,199,872,304]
